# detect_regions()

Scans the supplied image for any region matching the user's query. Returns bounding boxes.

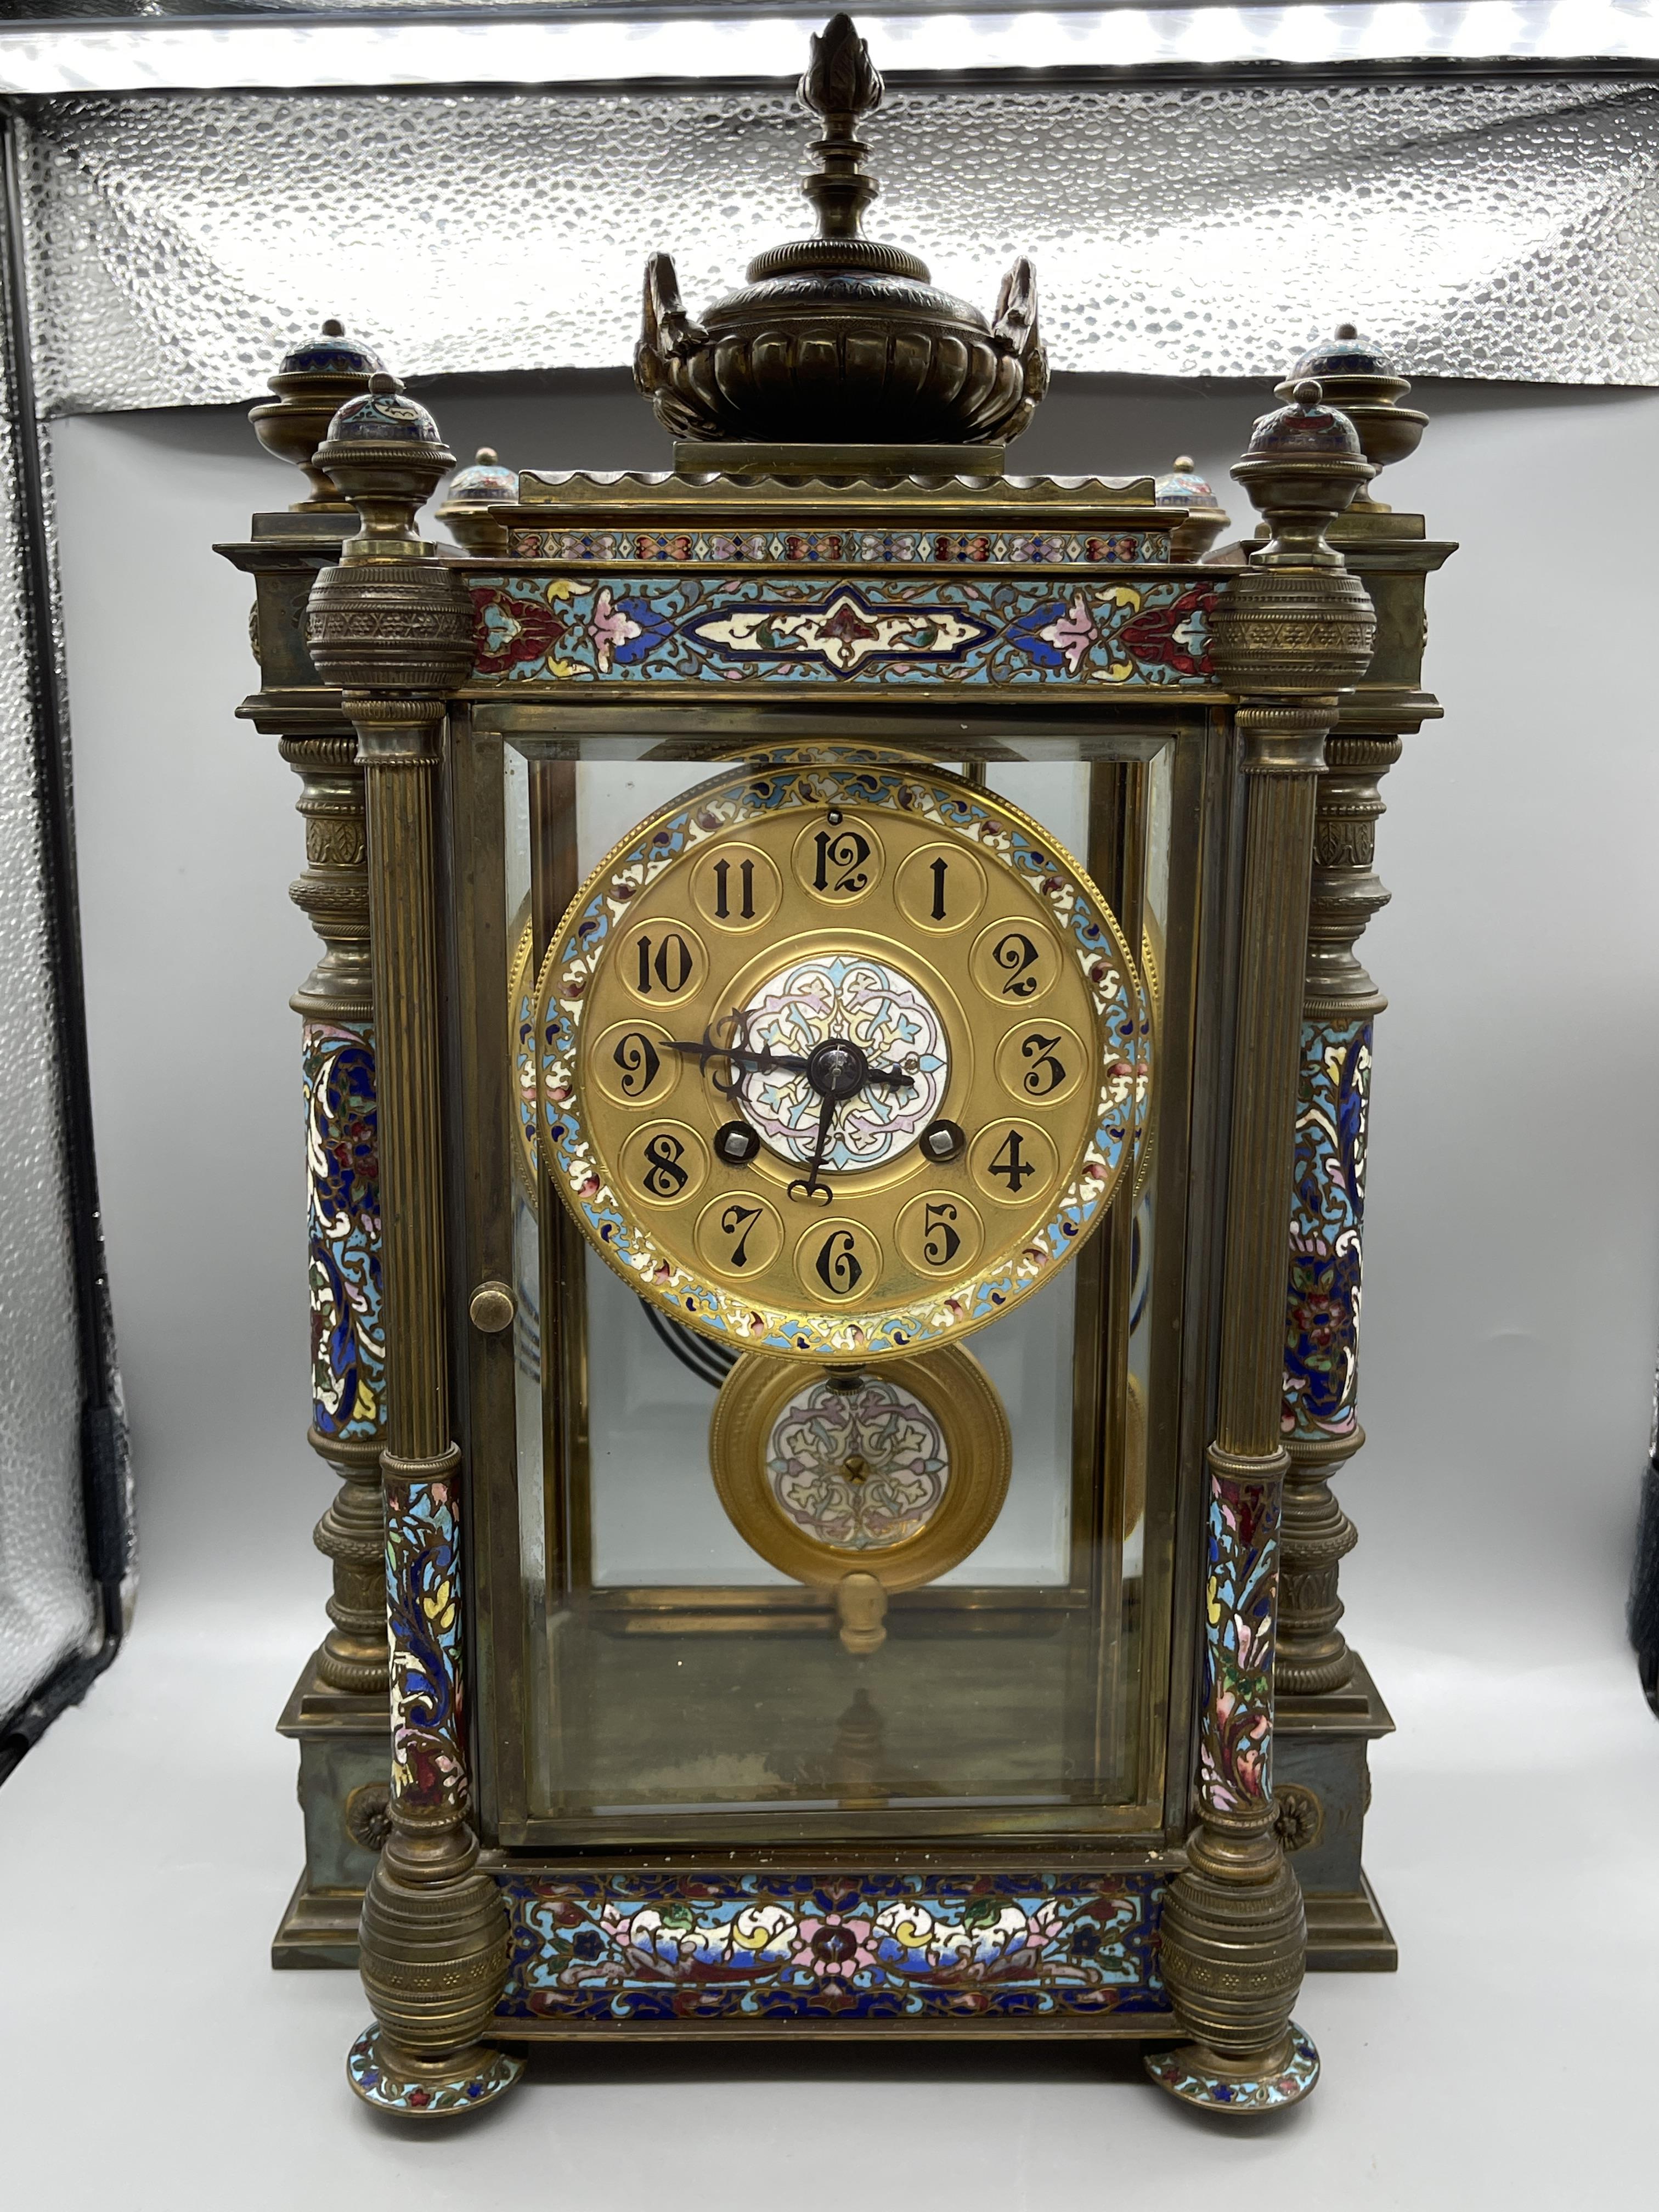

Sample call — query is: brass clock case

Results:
[533,754,1148,1363]
[708,1346,1011,1593]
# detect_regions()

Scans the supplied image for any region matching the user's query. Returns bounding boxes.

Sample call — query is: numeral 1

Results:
[930,855,949,922]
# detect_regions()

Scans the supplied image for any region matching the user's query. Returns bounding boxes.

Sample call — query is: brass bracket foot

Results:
[1144,2023,1320,2113]
[346,2027,523,2118]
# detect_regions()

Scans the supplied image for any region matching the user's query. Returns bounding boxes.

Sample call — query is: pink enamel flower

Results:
[588,587,644,673]
[1037,592,1098,674]
[793,1914,876,1979]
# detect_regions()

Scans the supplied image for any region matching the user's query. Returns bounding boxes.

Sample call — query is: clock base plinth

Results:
[272,1650,391,1970]
[1144,2023,1321,2113]
[347,2026,524,2118]
[273,1872,364,1971]
[1274,1649,1398,1973]
[1302,1875,1397,1973]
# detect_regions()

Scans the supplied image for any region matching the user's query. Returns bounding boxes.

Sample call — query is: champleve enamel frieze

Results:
[507,525,1173,565]
[495,1872,1168,2023]
[467,573,1216,687]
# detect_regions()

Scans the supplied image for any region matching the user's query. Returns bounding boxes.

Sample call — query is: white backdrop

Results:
[3,370,1656,2205]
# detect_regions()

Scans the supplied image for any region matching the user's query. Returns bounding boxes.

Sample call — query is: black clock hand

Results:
[665,1039,811,1077]
[859,1062,916,1092]
[787,1086,839,1205]
[666,1038,913,1092]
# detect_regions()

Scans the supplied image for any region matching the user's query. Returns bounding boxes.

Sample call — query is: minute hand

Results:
[664,1040,914,1092]
[665,1040,810,1077]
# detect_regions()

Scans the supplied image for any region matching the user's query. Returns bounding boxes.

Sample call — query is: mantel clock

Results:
[219,13,1453,2121]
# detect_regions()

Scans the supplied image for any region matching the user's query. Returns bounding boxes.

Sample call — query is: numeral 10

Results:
[634,932,695,995]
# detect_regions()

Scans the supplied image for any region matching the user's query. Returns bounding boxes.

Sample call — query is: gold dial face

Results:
[534,756,1148,1361]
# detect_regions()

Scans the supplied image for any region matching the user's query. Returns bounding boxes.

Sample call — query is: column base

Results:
[347,2027,524,2118]
[1144,2023,1320,2113]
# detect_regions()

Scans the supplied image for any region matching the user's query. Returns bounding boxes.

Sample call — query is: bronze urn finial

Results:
[797,10,884,245]
[634,10,1047,454]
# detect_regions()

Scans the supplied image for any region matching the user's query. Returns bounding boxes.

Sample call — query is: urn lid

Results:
[278,317,382,379]
[635,12,1047,450]
[1290,321,1396,381]
[444,445,520,505]
[325,371,446,448]
[1155,455,1217,506]
[1244,380,1364,460]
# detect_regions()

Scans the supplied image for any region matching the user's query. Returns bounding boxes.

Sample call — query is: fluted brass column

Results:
[306,374,520,2118]
[1149,382,1376,2114]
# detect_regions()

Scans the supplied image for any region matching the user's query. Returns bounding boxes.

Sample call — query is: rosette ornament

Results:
[634,13,1048,447]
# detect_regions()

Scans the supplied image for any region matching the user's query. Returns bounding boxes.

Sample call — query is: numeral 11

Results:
[712,857,756,921]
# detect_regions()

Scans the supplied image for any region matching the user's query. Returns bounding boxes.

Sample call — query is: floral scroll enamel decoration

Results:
[469,575,1215,687]
[1284,1018,1371,1445]
[386,1475,466,1814]
[348,2030,522,2115]
[496,1872,1167,2022]
[303,1020,382,1441]
[1199,1474,1278,1812]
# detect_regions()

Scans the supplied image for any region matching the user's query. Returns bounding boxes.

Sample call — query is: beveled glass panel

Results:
[487,732,1206,1846]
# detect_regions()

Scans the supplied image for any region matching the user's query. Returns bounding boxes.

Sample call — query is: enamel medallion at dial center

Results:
[737,955,949,1172]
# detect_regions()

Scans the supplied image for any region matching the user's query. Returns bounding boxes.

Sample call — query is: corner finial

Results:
[435,443,519,555]
[312,377,454,565]
[249,317,383,511]
[1277,324,1425,511]
[1233,379,1371,569]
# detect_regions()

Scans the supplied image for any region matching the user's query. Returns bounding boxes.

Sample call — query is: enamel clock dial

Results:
[534,756,1148,1361]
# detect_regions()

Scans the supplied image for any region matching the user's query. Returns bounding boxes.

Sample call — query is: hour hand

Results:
[861,1060,917,1092]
